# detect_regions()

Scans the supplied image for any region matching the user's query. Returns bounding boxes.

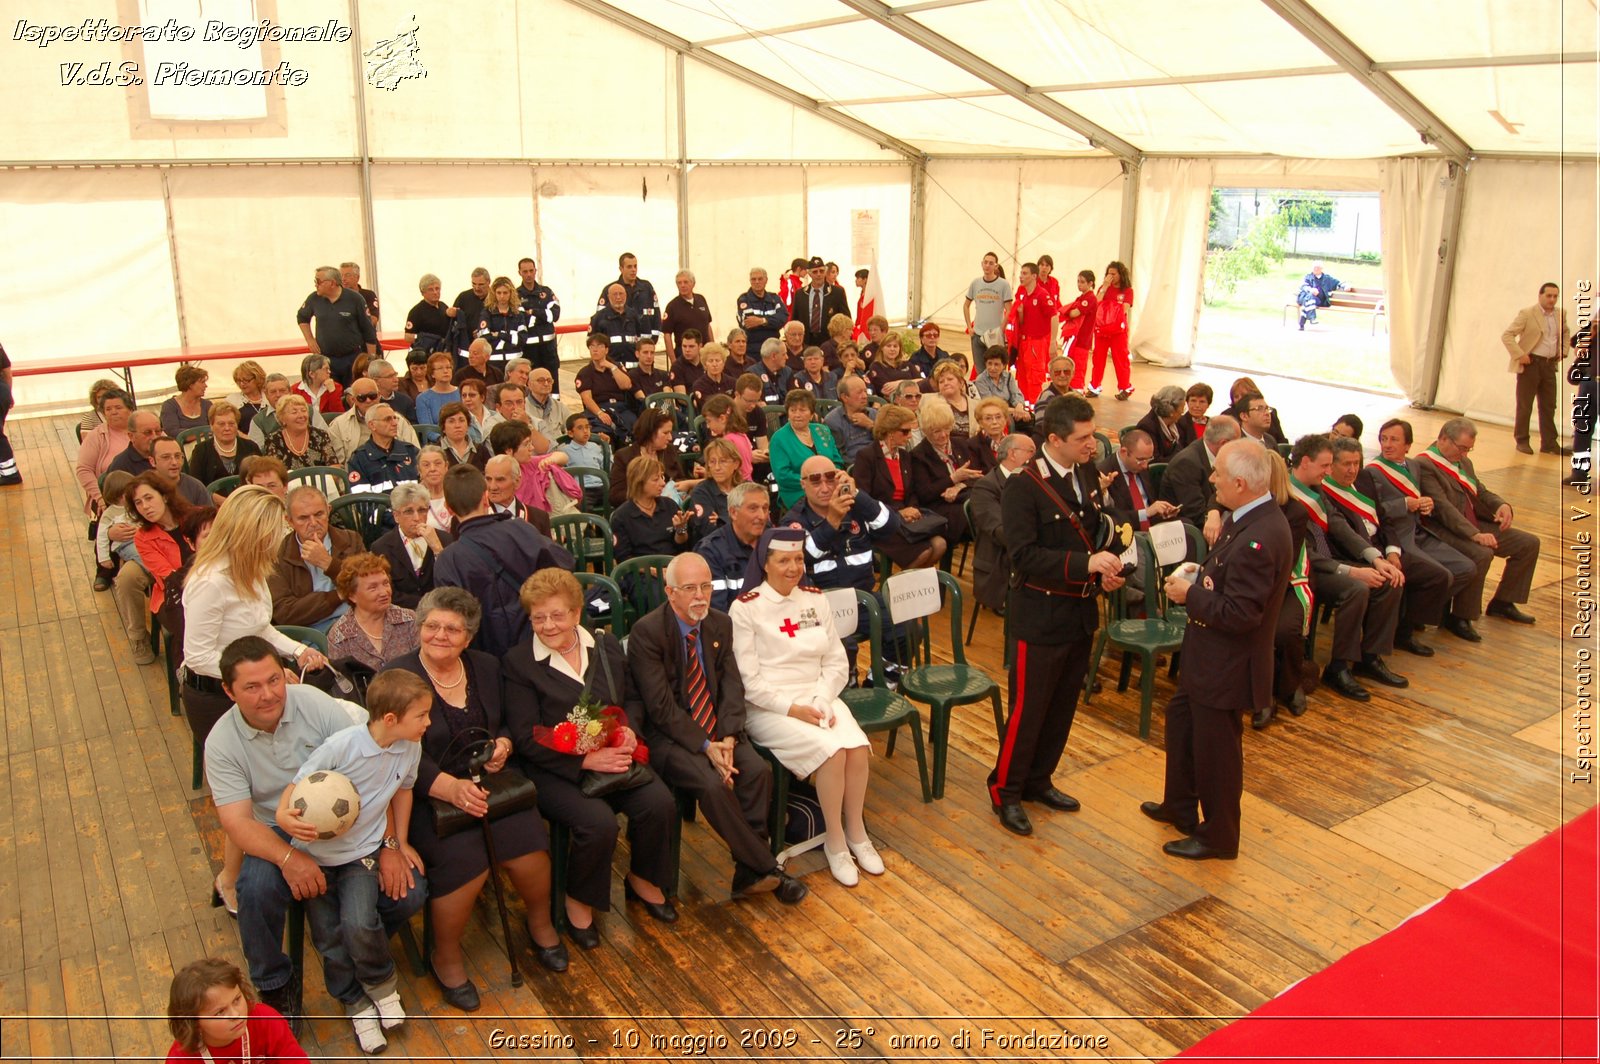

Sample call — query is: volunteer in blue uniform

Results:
[517,257,562,391]
[296,266,378,387]
[594,252,660,345]
[346,404,420,493]
[736,268,788,353]
[1295,261,1347,330]
[590,284,645,369]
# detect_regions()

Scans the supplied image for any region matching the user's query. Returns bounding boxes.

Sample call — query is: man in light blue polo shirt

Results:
[204,636,426,1035]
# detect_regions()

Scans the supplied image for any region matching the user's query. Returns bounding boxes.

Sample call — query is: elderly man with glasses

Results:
[626,552,807,905]
[327,383,419,462]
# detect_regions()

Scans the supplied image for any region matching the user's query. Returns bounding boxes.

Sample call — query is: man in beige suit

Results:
[1418,418,1541,640]
[1502,282,1572,455]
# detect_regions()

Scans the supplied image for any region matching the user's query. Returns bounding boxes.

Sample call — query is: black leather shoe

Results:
[1515,441,1534,455]
[1284,689,1307,716]
[534,941,570,972]
[1139,801,1198,835]
[259,977,301,1035]
[1163,836,1237,861]
[993,802,1033,836]
[1321,665,1371,702]
[1443,615,1482,642]
[1023,787,1080,812]
[1251,705,1274,730]
[731,866,781,899]
[1395,634,1435,657]
[1542,444,1574,456]
[565,918,601,951]
[1486,601,1536,625]
[1354,656,1409,688]
[624,882,679,924]
[774,872,808,905]
[429,963,481,1012]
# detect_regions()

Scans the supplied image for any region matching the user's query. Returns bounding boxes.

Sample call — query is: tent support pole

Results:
[159,168,190,359]
[348,1,380,300]
[1119,158,1140,266]
[675,52,690,263]
[910,157,927,320]
[1419,160,1468,407]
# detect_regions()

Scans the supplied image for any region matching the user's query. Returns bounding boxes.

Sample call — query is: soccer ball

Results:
[290,771,361,839]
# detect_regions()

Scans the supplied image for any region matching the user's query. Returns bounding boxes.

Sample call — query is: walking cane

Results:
[467,741,525,988]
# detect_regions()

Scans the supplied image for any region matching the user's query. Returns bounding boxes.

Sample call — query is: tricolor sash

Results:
[1289,542,1313,635]
[1321,479,1379,532]
[1288,476,1328,531]
[1367,456,1421,499]
[1421,445,1478,496]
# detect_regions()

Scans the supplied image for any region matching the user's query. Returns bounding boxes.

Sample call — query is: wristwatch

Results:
[381,835,399,851]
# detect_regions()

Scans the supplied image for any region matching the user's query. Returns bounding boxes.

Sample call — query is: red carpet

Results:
[1180,805,1599,1062]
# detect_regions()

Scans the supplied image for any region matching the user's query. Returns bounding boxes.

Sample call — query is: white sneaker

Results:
[372,991,405,1030]
[351,1006,388,1054]
[847,837,885,875]
[1085,386,1102,398]
[823,845,859,887]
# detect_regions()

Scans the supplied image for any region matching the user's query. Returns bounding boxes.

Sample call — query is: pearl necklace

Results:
[421,657,465,690]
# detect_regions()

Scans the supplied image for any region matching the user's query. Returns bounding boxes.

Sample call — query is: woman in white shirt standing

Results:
[182,485,331,913]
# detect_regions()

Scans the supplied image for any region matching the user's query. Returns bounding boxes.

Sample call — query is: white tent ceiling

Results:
[606,0,1597,160]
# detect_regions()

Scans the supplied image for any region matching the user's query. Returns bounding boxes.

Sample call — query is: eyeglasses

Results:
[419,620,467,637]
[353,392,379,402]
[669,582,714,595]
[802,470,840,486]
[395,505,429,517]
[528,610,572,626]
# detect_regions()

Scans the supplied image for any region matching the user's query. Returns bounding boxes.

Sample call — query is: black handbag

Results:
[429,726,540,839]
[575,640,657,799]
[898,511,949,542]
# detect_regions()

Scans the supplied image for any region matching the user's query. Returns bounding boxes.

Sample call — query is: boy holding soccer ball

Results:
[277,670,433,1055]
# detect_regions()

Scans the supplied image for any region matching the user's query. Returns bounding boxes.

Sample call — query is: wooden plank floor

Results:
[0,363,1593,1062]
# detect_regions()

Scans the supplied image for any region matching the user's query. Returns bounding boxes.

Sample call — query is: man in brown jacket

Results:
[1417,418,1542,640]
[269,486,365,629]
[1502,282,1572,455]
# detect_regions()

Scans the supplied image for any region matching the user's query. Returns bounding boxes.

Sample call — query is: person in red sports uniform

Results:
[1062,269,1098,390]
[1036,254,1062,302]
[1012,261,1061,403]
[1091,260,1135,401]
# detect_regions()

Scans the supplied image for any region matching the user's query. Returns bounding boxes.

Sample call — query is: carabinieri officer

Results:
[990,394,1129,836]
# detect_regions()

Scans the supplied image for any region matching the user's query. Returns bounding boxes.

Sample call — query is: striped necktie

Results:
[683,628,716,736]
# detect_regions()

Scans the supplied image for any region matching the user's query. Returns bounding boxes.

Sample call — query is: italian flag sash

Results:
[1288,476,1328,531]
[1367,456,1421,499]
[1422,445,1477,496]
[1289,542,1313,635]
[1320,479,1378,526]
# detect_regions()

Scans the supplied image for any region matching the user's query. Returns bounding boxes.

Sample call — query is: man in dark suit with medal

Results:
[989,395,1130,836]
[1143,439,1292,860]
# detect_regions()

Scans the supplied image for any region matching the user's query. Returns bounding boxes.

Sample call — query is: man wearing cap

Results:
[794,256,851,348]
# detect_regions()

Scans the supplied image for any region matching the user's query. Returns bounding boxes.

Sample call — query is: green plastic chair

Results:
[1082,532,1187,738]
[1094,431,1114,462]
[412,423,441,445]
[762,403,787,430]
[891,570,1003,800]
[1147,462,1168,497]
[175,426,212,465]
[574,572,626,638]
[275,625,331,656]
[839,590,931,804]
[287,465,349,499]
[610,554,673,633]
[206,475,242,499]
[550,512,613,574]
[329,492,392,547]
[814,398,842,421]
[646,392,693,428]
[567,465,611,517]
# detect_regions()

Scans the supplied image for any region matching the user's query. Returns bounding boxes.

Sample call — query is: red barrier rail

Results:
[13,325,593,402]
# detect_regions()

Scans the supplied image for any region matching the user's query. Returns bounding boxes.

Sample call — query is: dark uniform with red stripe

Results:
[988,453,1113,808]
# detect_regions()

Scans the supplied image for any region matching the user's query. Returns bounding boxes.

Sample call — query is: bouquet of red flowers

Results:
[532,690,650,765]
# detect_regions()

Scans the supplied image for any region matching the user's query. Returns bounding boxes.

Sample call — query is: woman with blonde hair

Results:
[226,360,270,435]
[864,331,919,399]
[262,393,339,471]
[181,486,331,914]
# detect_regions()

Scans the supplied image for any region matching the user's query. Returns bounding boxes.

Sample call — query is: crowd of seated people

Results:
[58,253,1547,1057]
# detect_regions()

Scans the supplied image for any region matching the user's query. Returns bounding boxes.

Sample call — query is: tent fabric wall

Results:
[918,158,1124,328]
[1379,157,1451,404]
[685,166,807,344]
[1436,158,1599,426]
[1130,158,1215,368]
[806,167,912,326]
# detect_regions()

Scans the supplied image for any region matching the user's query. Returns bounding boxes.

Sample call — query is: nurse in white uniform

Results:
[729,527,882,886]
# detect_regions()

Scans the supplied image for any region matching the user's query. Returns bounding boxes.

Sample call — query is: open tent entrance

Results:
[1194,186,1398,396]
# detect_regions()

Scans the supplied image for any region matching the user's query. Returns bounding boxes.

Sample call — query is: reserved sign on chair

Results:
[886,568,940,624]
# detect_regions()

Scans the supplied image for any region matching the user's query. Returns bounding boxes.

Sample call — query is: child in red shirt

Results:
[166,958,307,1061]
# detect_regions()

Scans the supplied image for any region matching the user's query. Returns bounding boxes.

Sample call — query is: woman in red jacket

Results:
[129,471,196,615]
[1091,260,1135,401]
[1062,269,1098,390]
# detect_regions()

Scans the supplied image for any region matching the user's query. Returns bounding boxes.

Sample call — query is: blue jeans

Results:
[305,851,396,1008]
[236,828,427,994]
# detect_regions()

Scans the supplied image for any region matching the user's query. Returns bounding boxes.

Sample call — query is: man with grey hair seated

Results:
[968,432,1037,618]
[697,481,770,612]
[1159,414,1241,539]
[824,375,876,462]
[525,368,566,442]
[1418,416,1542,637]
[249,374,328,446]
[1136,385,1189,462]
[1147,437,1292,860]
[269,485,364,632]
[365,358,415,424]
[327,379,419,463]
